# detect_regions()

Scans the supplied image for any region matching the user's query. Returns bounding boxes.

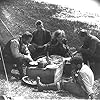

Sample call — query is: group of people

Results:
[28,20,70,59]
[2,20,100,99]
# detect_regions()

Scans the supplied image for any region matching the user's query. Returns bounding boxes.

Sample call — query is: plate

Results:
[22,76,37,86]
[46,64,58,69]
[29,61,38,66]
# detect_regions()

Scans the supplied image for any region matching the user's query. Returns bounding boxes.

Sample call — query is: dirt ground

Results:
[0,72,100,100]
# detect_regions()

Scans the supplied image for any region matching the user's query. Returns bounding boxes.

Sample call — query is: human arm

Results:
[10,40,33,62]
[23,44,34,62]
[45,30,52,44]
[61,38,72,57]
[77,39,97,55]
[76,72,88,92]
[30,31,38,49]
[39,30,52,50]
[10,39,24,58]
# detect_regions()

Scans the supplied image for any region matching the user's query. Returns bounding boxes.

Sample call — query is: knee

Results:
[60,80,70,90]
[56,82,61,90]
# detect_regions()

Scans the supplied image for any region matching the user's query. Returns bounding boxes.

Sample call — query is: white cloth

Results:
[79,64,94,95]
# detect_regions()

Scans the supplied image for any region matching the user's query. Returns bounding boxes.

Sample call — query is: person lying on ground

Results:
[36,56,95,99]
[3,31,34,79]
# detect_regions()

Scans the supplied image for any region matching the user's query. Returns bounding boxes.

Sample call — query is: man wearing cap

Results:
[36,57,95,99]
[77,29,100,76]
[3,31,34,79]
[29,20,51,59]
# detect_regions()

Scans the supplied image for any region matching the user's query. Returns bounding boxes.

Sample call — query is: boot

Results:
[36,77,58,92]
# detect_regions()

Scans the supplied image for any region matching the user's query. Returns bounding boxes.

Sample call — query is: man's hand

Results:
[28,44,36,53]
[43,43,51,51]
[24,55,34,62]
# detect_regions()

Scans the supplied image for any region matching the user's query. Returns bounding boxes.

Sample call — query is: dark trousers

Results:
[4,57,27,77]
[61,80,88,98]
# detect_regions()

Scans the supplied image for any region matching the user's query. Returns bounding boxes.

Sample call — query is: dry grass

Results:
[0,73,100,100]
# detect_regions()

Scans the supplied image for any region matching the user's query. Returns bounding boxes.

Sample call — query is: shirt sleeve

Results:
[10,39,24,58]
[46,30,52,43]
[88,39,97,54]
[80,39,97,55]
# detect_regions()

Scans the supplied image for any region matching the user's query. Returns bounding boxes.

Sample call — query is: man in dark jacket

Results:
[29,20,51,59]
[77,29,100,76]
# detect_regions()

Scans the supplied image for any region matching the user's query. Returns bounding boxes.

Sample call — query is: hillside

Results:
[0,0,100,48]
[0,0,100,99]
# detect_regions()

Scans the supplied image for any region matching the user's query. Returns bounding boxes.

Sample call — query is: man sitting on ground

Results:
[3,31,34,79]
[36,56,95,99]
[29,20,51,59]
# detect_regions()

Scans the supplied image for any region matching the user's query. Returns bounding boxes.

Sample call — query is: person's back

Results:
[90,35,100,57]
[79,64,94,95]
[3,38,19,64]
[82,34,100,54]
[2,31,34,79]
[3,37,30,63]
